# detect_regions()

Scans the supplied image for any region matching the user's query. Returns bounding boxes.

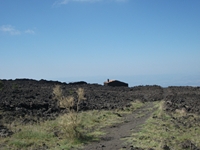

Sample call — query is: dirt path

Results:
[81,102,156,150]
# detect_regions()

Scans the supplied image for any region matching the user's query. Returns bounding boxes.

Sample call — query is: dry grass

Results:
[5,86,198,150]
[0,89,147,150]
[1,108,125,149]
[124,101,200,150]
[53,85,75,109]
[122,100,144,113]
[53,85,87,140]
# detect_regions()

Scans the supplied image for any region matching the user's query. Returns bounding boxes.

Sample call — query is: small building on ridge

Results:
[104,79,128,87]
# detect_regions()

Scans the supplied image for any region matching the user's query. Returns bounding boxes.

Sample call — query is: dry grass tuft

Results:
[53,85,75,109]
[175,108,187,116]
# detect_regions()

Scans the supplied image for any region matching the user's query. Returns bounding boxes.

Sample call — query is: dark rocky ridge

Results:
[0,79,200,125]
[164,86,200,114]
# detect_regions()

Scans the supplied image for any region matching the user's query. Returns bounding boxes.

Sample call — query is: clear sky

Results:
[0,0,200,87]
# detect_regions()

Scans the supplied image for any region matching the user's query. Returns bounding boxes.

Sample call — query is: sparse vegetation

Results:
[2,86,144,149]
[123,100,144,112]
[1,107,126,149]
[123,101,200,150]
[0,83,200,150]
[2,98,199,150]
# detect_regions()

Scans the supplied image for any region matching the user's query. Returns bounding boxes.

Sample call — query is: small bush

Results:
[53,85,86,140]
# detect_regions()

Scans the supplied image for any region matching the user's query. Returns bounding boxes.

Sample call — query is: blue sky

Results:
[0,0,200,87]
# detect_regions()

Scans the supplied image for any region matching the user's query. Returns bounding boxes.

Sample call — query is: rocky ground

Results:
[0,79,200,149]
[0,79,164,124]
